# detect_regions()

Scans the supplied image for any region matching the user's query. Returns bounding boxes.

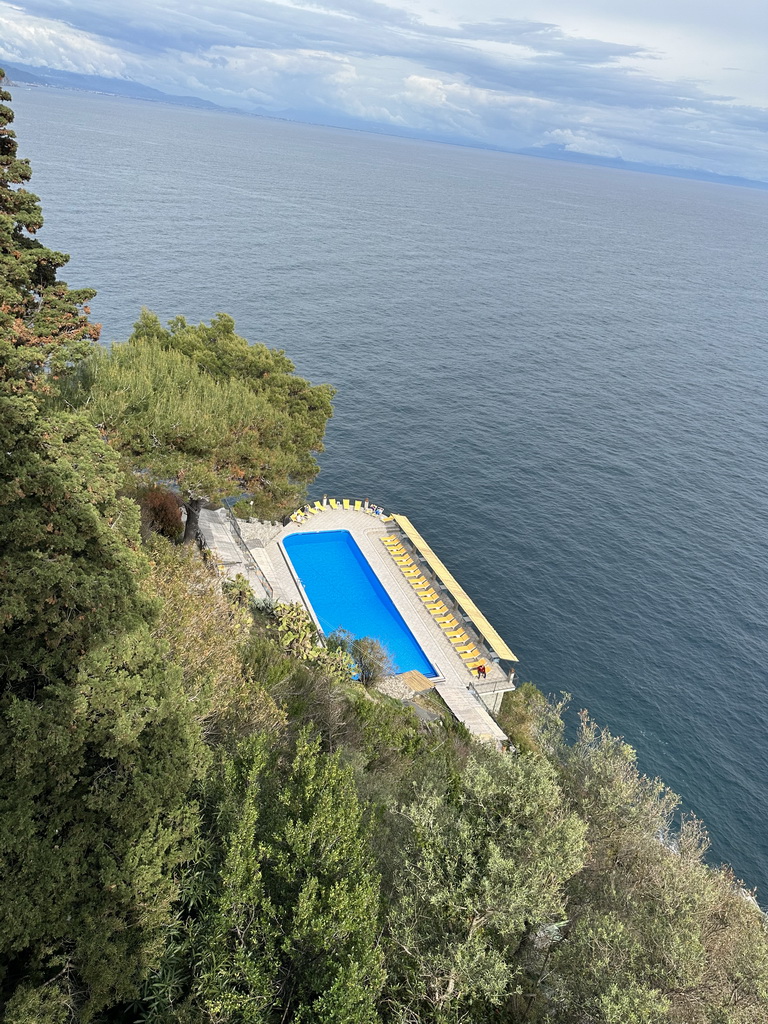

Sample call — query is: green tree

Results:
[131,309,333,440]
[0,408,153,690]
[328,629,395,687]
[545,714,768,1024]
[164,730,385,1023]
[384,745,586,1022]
[0,74,209,1021]
[67,312,334,541]
[0,633,207,1020]
[0,68,99,392]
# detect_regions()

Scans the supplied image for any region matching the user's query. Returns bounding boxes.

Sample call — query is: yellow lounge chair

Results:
[419,591,439,602]
[343,498,351,510]
[394,556,413,566]
[313,501,324,512]
[459,648,480,660]
[409,577,429,587]
[354,500,363,512]
[382,534,398,543]
[381,514,394,522]
[449,633,470,645]
[467,660,486,671]
[428,604,449,616]
[437,616,458,628]
[328,498,339,509]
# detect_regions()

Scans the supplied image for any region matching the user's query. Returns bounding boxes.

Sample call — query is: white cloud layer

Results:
[1,0,767,180]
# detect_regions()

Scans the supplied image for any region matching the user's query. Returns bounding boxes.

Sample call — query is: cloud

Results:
[1,0,767,180]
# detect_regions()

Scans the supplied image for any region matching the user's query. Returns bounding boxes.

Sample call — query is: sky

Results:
[1,0,767,180]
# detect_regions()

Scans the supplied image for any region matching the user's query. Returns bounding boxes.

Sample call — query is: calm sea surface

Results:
[12,86,768,895]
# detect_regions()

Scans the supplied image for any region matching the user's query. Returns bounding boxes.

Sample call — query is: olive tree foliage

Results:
[328,628,396,686]
[540,712,768,1024]
[383,745,586,1023]
[65,310,334,541]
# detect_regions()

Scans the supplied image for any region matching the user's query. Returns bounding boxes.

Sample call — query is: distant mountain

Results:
[515,143,768,190]
[3,61,765,189]
[1,62,224,111]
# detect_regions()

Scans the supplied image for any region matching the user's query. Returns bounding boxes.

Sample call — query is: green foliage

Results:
[131,309,334,442]
[349,635,391,687]
[545,714,768,1024]
[0,81,208,1022]
[0,69,99,391]
[328,628,396,686]
[64,311,334,538]
[496,681,549,753]
[149,729,385,1024]
[384,746,587,1021]
[0,630,208,1019]
[0,403,153,689]
[143,538,284,746]
[222,571,255,607]
[268,602,355,684]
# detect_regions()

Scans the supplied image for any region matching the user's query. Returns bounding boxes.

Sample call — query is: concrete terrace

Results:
[198,503,515,747]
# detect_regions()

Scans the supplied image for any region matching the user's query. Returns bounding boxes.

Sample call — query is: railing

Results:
[380,531,509,676]
[226,509,275,600]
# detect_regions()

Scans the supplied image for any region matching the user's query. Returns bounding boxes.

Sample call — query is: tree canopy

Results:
[0,70,208,1020]
[0,69,99,391]
[66,311,334,540]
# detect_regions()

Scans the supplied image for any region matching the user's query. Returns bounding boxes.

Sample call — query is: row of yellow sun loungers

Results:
[380,535,486,673]
[290,499,394,524]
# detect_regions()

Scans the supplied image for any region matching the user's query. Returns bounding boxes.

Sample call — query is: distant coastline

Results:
[5,61,767,191]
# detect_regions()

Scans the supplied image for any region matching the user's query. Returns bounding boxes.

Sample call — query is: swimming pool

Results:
[282,529,437,678]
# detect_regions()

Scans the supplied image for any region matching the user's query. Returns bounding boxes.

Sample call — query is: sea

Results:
[11,85,768,897]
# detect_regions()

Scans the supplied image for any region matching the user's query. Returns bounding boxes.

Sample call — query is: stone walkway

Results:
[199,504,511,747]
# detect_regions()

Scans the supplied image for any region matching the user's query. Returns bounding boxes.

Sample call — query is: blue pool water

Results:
[283,530,437,678]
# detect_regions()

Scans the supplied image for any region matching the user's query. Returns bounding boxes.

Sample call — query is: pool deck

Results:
[199,505,511,747]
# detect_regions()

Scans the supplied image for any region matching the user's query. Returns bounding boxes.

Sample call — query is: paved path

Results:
[197,508,270,599]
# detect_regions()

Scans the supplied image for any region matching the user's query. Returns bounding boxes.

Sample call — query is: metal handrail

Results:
[226,509,275,600]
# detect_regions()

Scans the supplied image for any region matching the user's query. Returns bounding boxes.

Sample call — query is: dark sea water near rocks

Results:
[12,85,768,896]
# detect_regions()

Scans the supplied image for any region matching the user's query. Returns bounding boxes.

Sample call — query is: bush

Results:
[327,629,394,686]
[137,486,183,541]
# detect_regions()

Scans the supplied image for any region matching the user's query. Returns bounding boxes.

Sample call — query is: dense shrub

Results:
[137,486,183,541]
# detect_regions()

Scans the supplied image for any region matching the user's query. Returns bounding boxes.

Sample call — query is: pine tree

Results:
[0,71,208,1020]
[0,68,99,392]
[66,317,334,541]
[189,730,384,1023]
